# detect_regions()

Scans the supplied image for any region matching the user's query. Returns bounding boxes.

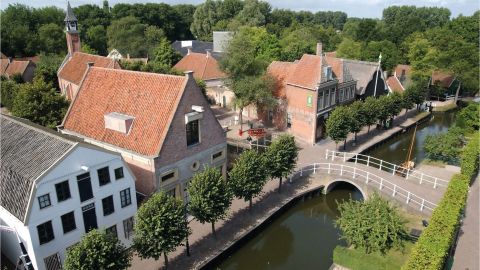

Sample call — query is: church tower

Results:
[65,1,80,56]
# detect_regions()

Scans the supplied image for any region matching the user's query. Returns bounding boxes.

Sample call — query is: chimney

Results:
[205,49,211,58]
[184,71,194,80]
[86,62,94,68]
[316,43,322,56]
[187,47,192,55]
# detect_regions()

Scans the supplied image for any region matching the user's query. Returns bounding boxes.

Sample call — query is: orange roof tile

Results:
[0,59,33,77]
[387,76,404,93]
[287,54,323,89]
[0,59,9,74]
[174,52,227,81]
[62,67,188,157]
[58,52,120,85]
[267,61,296,98]
[324,56,344,82]
[431,70,455,88]
[325,51,337,58]
[394,64,411,78]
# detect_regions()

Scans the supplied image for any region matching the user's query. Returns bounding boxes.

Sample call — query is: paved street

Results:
[452,176,480,270]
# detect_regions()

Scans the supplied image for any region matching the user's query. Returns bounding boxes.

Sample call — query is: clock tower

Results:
[65,1,80,56]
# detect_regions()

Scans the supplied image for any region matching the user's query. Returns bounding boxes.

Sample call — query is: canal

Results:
[215,110,457,270]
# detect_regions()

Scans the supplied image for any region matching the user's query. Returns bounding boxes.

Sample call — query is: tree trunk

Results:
[185,234,190,256]
[164,252,168,268]
[249,198,252,210]
[367,125,371,134]
[354,132,357,143]
[211,222,216,238]
[239,108,243,133]
[278,176,282,192]
[343,139,347,150]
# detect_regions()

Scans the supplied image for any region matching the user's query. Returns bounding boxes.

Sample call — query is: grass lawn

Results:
[333,241,414,270]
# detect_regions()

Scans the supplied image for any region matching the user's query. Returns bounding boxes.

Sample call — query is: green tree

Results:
[424,127,463,163]
[455,103,480,132]
[11,79,69,129]
[152,37,182,67]
[107,16,149,57]
[264,135,298,192]
[387,92,404,119]
[362,40,399,72]
[349,101,365,143]
[279,27,316,61]
[376,95,392,127]
[188,167,232,237]
[190,0,220,41]
[362,96,380,133]
[326,106,352,150]
[336,193,407,254]
[134,191,189,267]
[34,53,65,91]
[231,0,270,28]
[336,38,363,60]
[404,81,427,110]
[64,229,131,270]
[228,150,268,209]
[0,79,20,109]
[38,23,66,54]
[86,25,108,55]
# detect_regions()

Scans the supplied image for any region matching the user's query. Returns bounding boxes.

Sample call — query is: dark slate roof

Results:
[64,1,77,22]
[172,40,213,57]
[0,115,76,222]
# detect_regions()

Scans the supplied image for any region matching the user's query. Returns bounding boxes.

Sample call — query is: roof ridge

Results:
[89,66,187,79]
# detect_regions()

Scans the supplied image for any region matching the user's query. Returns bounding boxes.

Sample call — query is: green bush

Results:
[403,133,479,269]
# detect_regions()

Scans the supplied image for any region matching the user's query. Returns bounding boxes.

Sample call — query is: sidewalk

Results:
[452,176,479,270]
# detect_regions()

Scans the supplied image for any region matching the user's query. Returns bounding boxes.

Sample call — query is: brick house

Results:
[386,64,412,93]
[57,2,120,100]
[0,54,36,82]
[59,67,227,200]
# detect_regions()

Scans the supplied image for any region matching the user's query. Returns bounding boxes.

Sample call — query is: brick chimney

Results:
[316,43,322,56]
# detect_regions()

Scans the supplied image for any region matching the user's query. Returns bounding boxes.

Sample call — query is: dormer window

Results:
[185,107,203,146]
[324,66,333,81]
[104,112,134,134]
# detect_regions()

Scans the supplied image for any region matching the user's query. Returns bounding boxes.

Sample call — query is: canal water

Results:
[216,184,363,270]
[215,110,457,270]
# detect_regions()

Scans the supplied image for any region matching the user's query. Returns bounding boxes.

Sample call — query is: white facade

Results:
[1,146,137,270]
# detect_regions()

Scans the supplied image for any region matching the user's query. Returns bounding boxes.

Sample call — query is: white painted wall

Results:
[1,145,137,270]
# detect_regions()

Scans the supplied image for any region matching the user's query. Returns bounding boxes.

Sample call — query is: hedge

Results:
[403,132,479,269]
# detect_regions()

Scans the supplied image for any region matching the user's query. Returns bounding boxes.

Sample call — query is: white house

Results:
[0,115,137,270]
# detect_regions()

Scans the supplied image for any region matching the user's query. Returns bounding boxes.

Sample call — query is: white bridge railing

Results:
[288,163,438,213]
[325,150,449,189]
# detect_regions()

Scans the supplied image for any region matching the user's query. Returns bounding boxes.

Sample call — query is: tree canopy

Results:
[264,135,298,191]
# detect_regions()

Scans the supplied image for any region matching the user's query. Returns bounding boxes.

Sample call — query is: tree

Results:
[64,229,131,270]
[86,25,107,55]
[11,79,69,129]
[134,191,189,267]
[326,106,352,150]
[349,101,365,143]
[38,23,66,54]
[264,135,298,192]
[280,27,316,61]
[0,79,20,110]
[362,96,380,133]
[107,16,152,57]
[375,95,392,128]
[228,150,268,209]
[362,40,400,72]
[387,92,403,120]
[34,53,65,91]
[424,127,463,163]
[335,193,407,254]
[405,81,427,110]
[336,38,363,60]
[231,0,270,28]
[190,0,220,41]
[188,167,232,237]
[455,103,480,132]
[152,37,182,67]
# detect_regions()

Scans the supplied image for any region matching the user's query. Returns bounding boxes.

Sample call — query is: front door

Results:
[82,203,98,233]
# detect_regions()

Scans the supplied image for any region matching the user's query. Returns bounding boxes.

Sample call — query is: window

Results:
[37,221,54,245]
[106,225,118,239]
[61,211,76,234]
[162,172,175,182]
[318,91,324,110]
[55,181,71,202]
[325,90,330,107]
[161,169,178,183]
[102,196,115,216]
[38,194,51,209]
[166,188,176,197]
[77,172,93,202]
[212,149,225,163]
[340,89,344,102]
[286,113,292,128]
[114,167,124,180]
[123,217,134,239]
[97,167,111,186]
[120,188,131,208]
[331,88,336,105]
[186,119,200,146]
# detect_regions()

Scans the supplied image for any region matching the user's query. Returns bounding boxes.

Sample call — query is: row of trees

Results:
[64,135,298,269]
[326,84,427,149]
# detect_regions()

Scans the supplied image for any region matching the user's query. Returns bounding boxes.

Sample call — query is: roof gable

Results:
[431,70,455,88]
[387,76,404,93]
[287,54,323,89]
[0,115,75,222]
[58,52,120,85]
[174,52,226,81]
[267,61,296,97]
[62,67,188,157]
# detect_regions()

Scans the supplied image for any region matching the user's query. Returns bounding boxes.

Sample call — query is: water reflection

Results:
[216,184,361,270]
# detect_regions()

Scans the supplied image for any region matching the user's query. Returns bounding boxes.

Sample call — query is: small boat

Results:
[397,125,417,175]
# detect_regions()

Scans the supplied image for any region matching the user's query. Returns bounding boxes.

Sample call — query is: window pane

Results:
[114,167,124,180]
[77,173,93,202]
[106,225,117,239]
[55,181,71,202]
[38,194,51,209]
[37,221,54,245]
[102,196,115,216]
[97,167,110,186]
[61,212,76,234]
[120,188,131,208]
[123,217,134,239]
[186,120,200,146]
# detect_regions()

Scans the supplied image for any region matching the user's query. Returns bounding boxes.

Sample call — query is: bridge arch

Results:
[324,179,367,200]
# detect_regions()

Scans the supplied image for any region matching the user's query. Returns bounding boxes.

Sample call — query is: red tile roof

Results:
[267,61,296,98]
[394,64,411,78]
[431,70,455,88]
[324,56,344,83]
[386,76,404,93]
[58,52,120,85]
[174,52,227,81]
[0,59,9,74]
[287,54,323,89]
[325,51,337,58]
[62,67,188,157]
[0,59,33,77]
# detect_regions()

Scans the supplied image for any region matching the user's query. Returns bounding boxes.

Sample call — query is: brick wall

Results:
[285,84,317,144]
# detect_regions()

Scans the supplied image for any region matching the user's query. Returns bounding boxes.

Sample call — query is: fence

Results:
[325,150,449,189]
[287,162,438,213]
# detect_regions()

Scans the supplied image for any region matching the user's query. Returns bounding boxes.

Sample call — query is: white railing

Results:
[288,163,438,213]
[325,150,449,189]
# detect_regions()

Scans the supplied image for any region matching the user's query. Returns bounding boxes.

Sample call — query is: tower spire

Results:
[64,1,81,55]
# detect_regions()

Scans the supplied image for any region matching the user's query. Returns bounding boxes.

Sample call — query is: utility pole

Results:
[373,53,382,97]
